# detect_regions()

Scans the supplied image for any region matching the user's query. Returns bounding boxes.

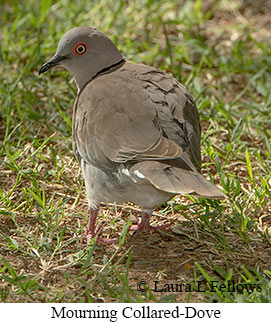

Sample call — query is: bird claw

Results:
[85,221,118,245]
[86,234,118,245]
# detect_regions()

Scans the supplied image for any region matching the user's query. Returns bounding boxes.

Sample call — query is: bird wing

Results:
[73,62,200,172]
[73,62,224,198]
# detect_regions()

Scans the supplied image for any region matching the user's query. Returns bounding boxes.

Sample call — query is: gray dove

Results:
[39,27,224,244]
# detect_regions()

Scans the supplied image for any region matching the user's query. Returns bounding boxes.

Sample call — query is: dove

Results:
[39,27,224,244]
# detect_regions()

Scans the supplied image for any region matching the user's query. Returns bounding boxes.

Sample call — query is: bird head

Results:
[39,27,124,89]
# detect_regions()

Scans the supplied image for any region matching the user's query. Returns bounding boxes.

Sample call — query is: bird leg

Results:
[86,207,99,236]
[131,211,172,234]
[85,207,118,245]
[85,208,171,244]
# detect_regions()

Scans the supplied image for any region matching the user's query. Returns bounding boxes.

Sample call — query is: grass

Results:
[0,0,271,302]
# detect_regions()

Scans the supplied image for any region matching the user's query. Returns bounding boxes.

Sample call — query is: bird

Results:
[39,27,225,244]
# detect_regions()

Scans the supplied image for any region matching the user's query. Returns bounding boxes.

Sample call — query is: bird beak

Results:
[39,54,69,75]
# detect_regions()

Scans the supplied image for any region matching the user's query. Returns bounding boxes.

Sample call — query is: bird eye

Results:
[72,43,88,56]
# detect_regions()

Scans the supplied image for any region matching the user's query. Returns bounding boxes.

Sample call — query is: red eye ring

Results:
[72,42,88,56]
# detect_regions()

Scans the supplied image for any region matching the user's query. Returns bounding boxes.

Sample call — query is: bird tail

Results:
[130,161,225,199]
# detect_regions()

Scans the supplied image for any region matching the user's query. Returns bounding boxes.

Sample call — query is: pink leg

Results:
[130,211,172,234]
[85,207,118,245]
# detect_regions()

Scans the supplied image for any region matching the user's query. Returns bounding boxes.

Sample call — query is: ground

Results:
[0,0,271,302]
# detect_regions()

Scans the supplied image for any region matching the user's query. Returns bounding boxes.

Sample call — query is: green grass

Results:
[0,0,271,302]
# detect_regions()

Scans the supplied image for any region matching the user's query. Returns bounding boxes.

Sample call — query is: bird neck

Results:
[76,58,126,93]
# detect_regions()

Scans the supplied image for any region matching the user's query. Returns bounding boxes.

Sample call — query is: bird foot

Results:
[85,207,171,245]
[86,234,118,245]
[85,220,118,245]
